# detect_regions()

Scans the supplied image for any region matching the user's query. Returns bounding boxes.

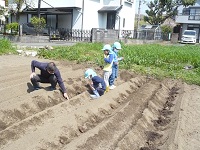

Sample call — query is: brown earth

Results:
[0,55,200,150]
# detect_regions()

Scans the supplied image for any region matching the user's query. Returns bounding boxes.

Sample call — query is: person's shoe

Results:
[105,86,110,92]
[90,94,100,99]
[109,85,116,90]
[50,86,56,91]
[34,86,41,90]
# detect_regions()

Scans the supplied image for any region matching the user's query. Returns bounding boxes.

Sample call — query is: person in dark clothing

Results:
[30,60,69,100]
[84,68,106,99]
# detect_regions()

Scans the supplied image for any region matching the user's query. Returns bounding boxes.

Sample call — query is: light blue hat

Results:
[102,44,111,51]
[113,42,122,49]
[84,69,97,78]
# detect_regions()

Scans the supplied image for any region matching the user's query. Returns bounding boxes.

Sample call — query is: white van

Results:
[181,30,197,44]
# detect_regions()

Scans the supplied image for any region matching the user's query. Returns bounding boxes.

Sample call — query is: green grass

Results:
[119,44,200,84]
[38,42,200,85]
[0,39,17,55]
[38,42,104,65]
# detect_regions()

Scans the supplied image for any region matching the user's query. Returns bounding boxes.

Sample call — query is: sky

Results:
[135,0,151,15]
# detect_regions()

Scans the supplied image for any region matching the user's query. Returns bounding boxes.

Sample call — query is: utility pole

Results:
[81,0,84,40]
[136,0,142,39]
[136,0,142,30]
[38,0,41,18]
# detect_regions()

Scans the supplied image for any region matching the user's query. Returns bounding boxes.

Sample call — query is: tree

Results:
[0,5,9,22]
[144,0,196,25]
[9,0,34,23]
[31,16,46,35]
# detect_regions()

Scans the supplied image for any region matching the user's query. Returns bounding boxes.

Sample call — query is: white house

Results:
[175,0,200,42]
[9,0,135,32]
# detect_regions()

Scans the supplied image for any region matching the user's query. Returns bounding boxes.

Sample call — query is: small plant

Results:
[0,39,16,55]
[31,16,46,35]
[6,22,19,35]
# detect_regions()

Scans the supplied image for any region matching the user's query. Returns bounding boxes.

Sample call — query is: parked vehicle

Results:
[22,23,49,36]
[181,30,196,44]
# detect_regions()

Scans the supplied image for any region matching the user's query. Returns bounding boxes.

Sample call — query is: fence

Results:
[49,28,91,42]
[121,30,171,41]
[49,28,171,42]
[0,24,173,42]
[91,28,119,43]
[0,24,5,34]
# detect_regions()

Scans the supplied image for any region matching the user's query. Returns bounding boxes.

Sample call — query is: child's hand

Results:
[88,80,93,85]
[118,57,124,61]
[114,62,119,65]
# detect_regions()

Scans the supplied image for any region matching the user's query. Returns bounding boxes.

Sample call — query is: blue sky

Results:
[135,0,151,15]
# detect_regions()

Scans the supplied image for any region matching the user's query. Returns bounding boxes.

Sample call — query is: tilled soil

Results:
[0,55,200,150]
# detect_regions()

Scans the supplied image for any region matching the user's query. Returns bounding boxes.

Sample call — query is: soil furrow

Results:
[0,77,146,150]
[61,81,159,150]
[115,81,181,150]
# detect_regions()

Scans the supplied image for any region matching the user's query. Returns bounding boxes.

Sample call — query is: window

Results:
[182,8,190,15]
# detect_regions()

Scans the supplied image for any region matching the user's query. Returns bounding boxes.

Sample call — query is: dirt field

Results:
[0,55,200,150]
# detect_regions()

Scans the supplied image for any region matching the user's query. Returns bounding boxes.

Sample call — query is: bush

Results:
[161,25,173,41]
[6,22,19,35]
[161,25,173,34]
[31,17,46,35]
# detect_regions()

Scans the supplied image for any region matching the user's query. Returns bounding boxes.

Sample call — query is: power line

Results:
[41,0,55,8]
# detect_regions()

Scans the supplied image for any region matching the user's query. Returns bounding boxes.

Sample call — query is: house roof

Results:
[140,25,160,31]
[98,5,122,13]
[22,7,76,15]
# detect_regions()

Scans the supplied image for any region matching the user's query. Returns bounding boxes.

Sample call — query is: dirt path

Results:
[0,55,200,150]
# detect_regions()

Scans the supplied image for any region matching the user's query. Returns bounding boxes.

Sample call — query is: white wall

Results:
[98,13,107,28]
[118,0,135,30]
[83,0,102,30]
[0,0,5,7]
[103,0,120,6]
[32,0,82,8]
[81,0,135,30]
[72,8,82,29]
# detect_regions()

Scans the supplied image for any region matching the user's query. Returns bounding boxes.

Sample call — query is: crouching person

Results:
[30,60,69,100]
[84,68,106,99]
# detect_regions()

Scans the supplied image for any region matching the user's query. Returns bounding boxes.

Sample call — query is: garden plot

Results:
[0,55,200,150]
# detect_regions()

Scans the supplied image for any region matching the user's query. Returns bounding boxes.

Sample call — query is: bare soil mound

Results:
[0,55,200,150]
